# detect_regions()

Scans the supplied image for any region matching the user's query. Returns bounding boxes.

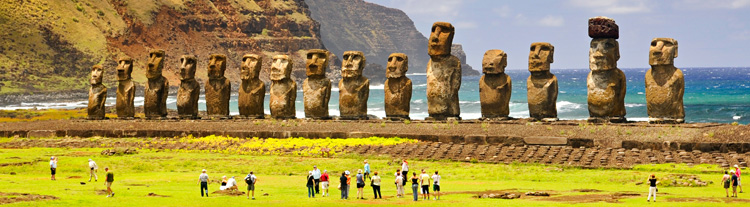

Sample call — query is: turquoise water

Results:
[3,67,749,124]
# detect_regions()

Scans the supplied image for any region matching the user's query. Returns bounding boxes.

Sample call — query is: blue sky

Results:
[365,0,750,70]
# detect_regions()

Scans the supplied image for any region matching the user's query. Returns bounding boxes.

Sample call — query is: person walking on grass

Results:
[432,171,441,200]
[647,174,657,202]
[371,171,382,199]
[244,171,257,200]
[88,159,98,182]
[401,159,409,186]
[306,171,316,198]
[356,169,365,199]
[104,167,115,197]
[199,169,210,197]
[339,172,349,199]
[395,170,404,198]
[364,160,371,182]
[411,172,419,201]
[419,169,431,200]
[723,170,732,197]
[50,156,57,181]
[732,169,739,197]
[312,165,321,195]
[320,170,329,197]
[735,164,743,193]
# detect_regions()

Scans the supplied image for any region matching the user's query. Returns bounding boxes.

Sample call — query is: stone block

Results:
[524,136,567,145]
[28,130,57,138]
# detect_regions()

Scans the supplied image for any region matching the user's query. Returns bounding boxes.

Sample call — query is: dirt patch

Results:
[211,190,245,196]
[0,192,58,204]
[147,192,170,197]
[6,157,21,159]
[67,176,81,179]
[542,192,641,204]
[572,189,602,192]
[125,183,147,186]
[0,161,32,167]
[666,197,719,203]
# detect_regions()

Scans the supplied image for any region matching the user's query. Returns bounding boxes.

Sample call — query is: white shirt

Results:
[199,173,209,182]
[395,175,403,185]
[50,160,57,168]
[402,162,408,171]
[89,161,97,169]
[312,169,321,179]
[432,174,441,185]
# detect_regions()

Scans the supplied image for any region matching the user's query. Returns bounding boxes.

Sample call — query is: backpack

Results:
[245,176,254,184]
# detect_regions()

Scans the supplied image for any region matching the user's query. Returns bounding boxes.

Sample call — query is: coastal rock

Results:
[303,49,332,119]
[144,50,168,119]
[177,55,200,119]
[115,57,136,118]
[527,42,558,121]
[270,55,296,119]
[238,54,265,119]
[384,53,411,120]
[479,50,511,119]
[646,38,684,123]
[205,54,231,118]
[587,17,626,123]
[426,22,461,120]
[451,44,480,76]
[87,65,106,120]
[339,51,369,120]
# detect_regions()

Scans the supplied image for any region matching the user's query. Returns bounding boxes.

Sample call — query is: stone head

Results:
[482,49,507,74]
[428,22,455,56]
[305,49,329,77]
[208,54,227,79]
[528,42,554,72]
[589,38,619,71]
[386,53,408,78]
[147,49,165,79]
[90,65,104,85]
[241,54,262,80]
[649,38,678,66]
[179,55,197,81]
[342,51,366,79]
[116,57,133,81]
[270,55,292,81]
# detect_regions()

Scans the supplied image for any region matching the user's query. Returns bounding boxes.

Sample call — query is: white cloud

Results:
[538,15,565,27]
[569,0,652,14]
[675,0,750,9]
[492,5,512,17]
[454,21,478,29]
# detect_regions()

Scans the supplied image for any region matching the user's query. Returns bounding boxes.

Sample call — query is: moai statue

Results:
[303,49,332,119]
[238,54,266,119]
[177,55,200,119]
[426,22,461,120]
[144,49,169,119]
[479,50,511,120]
[527,42,558,122]
[339,51,369,120]
[646,38,684,124]
[269,55,296,119]
[115,57,135,118]
[87,65,107,120]
[384,53,412,120]
[205,54,231,118]
[587,17,627,123]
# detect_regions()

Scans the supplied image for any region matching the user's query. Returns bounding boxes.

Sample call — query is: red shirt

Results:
[321,173,329,182]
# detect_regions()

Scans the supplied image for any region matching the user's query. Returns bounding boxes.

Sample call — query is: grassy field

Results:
[0,144,746,206]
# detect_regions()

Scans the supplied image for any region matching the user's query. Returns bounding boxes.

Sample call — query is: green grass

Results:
[0,146,744,206]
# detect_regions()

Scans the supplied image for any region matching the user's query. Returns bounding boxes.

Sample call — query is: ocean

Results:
[2,67,749,124]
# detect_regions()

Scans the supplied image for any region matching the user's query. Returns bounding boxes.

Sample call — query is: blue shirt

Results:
[364,163,370,173]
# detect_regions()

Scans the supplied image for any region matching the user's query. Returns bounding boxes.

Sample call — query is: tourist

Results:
[395,171,404,198]
[371,171,382,199]
[401,159,409,186]
[312,165,321,195]
[306,171,316,198]
[364,160,371,182]
[339,172,348,199]
[320,170,330,197]
[419,169,431,200]
[104,167,114,197]
[88,158,98,182]
[220,176,228,190]
[432,171,441,200]
[199,169,209,197]
[221,176,237,191]
[50,156,57,181]
[411,172,419,201]
[345,170,352,198]
[723,170,732,197]
[244,171,257,199]
[732,169,739,197]
[647,174,657,202]
[735,164,743,193]
[356,169,365,199]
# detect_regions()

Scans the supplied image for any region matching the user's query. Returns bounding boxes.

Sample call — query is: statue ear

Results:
[673,43,678,59]
[615,41,620,61]
[549,46,554,63]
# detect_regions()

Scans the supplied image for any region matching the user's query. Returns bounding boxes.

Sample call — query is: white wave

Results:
[637,92,644,95]
[459,101,480,104]
[557,101,583,113]
[370,84,384,90]
[331,87,340,92]
[628,117,650,122]
[414,83,427,87]
[733,116,742,120]
[560,91,567,94]
[413,99,424,104]
[407,73,427,76]
[625,103,645,107]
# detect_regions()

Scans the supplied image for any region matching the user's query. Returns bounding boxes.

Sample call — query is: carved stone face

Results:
[482,50,507,74]
[270,55,292,81]
[649,38,678,66]
[387,53,408,78]
[208,54,227,79]
[589,38,619,71]
[116,57,133,81]
[342,51,365,78]
[529,42,554,72]
[241,54,262,80]
[428,22,455,56]
[147,50,165,79]
[179,55,197,81]
[306,49,329,77]
[90,65,104,85]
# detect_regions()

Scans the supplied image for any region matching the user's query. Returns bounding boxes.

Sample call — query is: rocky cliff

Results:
[452,44,480,76]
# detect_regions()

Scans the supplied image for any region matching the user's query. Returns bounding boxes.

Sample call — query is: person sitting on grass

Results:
[105,167,115,197]
[220,176,228,190]
[244,171,257,200]
[223,176,237,191]
[723,170,732,197]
